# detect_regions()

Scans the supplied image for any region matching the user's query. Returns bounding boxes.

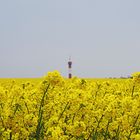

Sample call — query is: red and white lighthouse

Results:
[68,57,72,79]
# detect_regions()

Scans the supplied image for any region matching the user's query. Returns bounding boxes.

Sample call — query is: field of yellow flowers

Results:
[1,71,140,140]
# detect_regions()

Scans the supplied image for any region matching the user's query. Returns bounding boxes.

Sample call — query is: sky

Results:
[0,0,140,78]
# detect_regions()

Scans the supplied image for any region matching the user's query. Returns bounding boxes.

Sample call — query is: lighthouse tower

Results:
[68,57,72,79]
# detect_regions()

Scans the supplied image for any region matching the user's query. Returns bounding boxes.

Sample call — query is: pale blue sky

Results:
[0,0,140,78]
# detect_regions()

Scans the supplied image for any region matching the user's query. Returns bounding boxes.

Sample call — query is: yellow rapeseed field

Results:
[1,71,140,140]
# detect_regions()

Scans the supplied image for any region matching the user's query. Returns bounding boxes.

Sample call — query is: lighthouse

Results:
[68,57,72,79]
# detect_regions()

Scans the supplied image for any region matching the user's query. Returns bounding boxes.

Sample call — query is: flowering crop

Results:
[1,71,140,139]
